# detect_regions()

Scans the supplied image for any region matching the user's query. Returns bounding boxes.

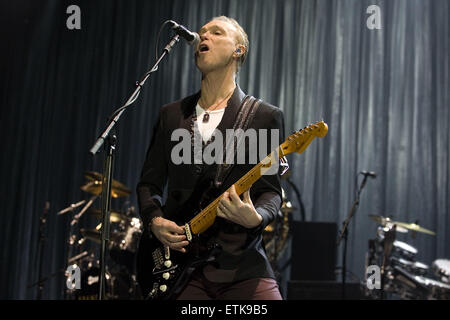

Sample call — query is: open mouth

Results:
[199,44,209,53]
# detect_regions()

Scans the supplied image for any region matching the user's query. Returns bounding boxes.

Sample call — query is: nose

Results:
[200,32,209,41]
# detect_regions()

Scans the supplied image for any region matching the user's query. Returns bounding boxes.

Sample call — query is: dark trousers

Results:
[176,271,283,300]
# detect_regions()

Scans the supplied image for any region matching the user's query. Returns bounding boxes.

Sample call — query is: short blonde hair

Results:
[211,16,249,72]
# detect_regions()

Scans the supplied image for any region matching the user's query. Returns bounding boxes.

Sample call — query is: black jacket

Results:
[137,85,285,282]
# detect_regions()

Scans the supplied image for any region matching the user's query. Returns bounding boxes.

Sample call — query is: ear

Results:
[234,45,245,58]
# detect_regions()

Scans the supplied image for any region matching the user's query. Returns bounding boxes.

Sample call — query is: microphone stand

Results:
[336,173,371,300]
[89,34,180,300]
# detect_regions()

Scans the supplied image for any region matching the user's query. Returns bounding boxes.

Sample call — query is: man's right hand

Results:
[150,217,189,253]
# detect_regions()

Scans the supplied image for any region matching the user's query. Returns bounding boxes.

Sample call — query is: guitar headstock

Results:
[280,121,328,156]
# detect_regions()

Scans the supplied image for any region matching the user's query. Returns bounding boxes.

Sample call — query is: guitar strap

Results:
[213,95,261,188]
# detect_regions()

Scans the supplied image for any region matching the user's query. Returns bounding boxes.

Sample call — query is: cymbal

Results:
[81,171,131,198]
[393,221,436,236]
[368,215,408,233]
[369,215,435,235]
[88,208,128,223]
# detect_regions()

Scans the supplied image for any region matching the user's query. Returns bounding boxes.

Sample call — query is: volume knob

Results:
[159,284,167,292]
[164,260,172,268]
[162,272,170,280]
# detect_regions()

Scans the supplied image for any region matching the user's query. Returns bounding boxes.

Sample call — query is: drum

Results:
[432,259,450,283]
[109,217,142,269]
[391,257,429,276]
[392,240,418,260]
[80,219,142,270]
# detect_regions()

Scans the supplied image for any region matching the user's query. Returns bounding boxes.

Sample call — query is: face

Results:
[195,19,241,75]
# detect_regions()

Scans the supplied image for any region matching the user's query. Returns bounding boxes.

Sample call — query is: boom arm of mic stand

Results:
[89,34,180,155]
[88,34,181,300]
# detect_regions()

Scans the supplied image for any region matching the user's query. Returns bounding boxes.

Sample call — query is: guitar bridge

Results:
[152,247,164,269]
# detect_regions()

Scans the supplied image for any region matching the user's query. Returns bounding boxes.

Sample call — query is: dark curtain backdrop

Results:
[1,0,449,299]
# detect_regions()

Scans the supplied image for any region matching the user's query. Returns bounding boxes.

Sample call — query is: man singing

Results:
[137,16,284,300]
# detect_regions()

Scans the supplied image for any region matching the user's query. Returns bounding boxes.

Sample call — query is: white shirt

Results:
[195,103,225,142]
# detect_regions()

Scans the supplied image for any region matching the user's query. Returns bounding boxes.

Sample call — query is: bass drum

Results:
[263,188,292,266]
[109,217,142,271]
[74,264,139,300]
[74,266,111,300]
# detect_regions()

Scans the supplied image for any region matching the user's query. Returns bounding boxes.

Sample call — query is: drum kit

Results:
[58,171,142,300]
[365,214,450,300]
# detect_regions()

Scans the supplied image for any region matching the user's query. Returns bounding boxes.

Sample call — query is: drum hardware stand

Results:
[337,172,373,300]
[27,202,50,299]
[89,33,181,300]
[58,197,97,299]
[379,224,396,300]
[70,195,99,226]
[57,200,86,215]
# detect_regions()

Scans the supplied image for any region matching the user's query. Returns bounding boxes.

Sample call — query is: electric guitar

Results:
[136,121,328,300]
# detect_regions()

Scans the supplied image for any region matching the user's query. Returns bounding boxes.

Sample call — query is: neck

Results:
[199,68,236,110]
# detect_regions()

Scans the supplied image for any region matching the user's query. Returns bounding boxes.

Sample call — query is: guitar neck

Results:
[188,147,281,235]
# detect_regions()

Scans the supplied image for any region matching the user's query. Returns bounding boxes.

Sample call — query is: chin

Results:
[196,62,216,75]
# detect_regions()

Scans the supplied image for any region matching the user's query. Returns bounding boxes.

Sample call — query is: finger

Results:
[166,222,185,234]
[216,206,226,218]
[173,247,187,253]
[159,237,171,247]
[220,204,233,219]
[169,240,190,250]
[217,200,230,213]
[221,191,230,202]
[243,189,252,204]
[165,233,187,242]
[229,185,241,203]
[167,243,187,253]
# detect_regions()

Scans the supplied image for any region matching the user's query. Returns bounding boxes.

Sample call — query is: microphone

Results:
[168,20,200,46]
[360,171,377,178]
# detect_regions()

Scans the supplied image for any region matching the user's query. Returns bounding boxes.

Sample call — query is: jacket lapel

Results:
[215,85,247,135]
[178,91,201,132]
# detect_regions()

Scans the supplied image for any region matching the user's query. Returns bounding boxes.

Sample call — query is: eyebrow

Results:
[198,25,226,35]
